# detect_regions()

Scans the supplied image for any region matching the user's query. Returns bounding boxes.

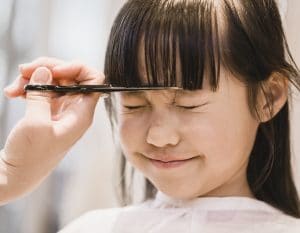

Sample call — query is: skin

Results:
[113,36,287,200]
[0,0,289,207]
[1,58,104,205]
[115,69,259,199]
[0,56,287,204]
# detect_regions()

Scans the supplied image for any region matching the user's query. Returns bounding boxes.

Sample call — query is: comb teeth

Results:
[24,84,183,93]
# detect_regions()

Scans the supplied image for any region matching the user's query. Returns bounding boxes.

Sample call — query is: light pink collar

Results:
[152,191,283,214]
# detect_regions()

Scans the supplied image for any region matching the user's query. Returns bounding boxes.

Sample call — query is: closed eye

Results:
[176,103,208,109]
[122,103,209,110]
[123,105,146,110]
[177,105,199,109]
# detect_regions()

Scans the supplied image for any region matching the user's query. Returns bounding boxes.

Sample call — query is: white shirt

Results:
[59,191,300,233]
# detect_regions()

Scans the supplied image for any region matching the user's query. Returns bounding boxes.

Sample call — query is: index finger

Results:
[51,62,105,84]
[19,57,105,84]
[19,57,65,78]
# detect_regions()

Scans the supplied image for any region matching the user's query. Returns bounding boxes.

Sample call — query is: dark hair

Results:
[104,0,300,217]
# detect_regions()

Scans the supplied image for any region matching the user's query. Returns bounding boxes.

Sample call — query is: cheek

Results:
[184,106,258,169]
[118,114,148,154]
[182,114,225,155]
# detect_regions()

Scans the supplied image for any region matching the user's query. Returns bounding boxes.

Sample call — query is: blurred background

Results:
[0,0,299,232]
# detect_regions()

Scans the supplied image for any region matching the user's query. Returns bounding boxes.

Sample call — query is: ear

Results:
[258,72,288,123]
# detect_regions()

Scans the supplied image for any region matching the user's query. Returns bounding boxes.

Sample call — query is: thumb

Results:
[25,67,53,122]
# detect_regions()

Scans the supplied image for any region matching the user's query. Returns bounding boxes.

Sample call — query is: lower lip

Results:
[149,158,195,169]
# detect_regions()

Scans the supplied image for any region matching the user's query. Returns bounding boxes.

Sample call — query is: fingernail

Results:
[30,67,52,84]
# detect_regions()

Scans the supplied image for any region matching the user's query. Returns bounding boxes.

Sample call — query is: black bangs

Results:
[104,0,221,90]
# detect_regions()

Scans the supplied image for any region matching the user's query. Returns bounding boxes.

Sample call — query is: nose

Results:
[146,111,180,147]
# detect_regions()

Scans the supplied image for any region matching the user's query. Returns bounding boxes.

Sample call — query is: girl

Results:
[1,0,300,232]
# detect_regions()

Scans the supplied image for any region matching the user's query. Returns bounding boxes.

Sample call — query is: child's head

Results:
[104,0,300,217]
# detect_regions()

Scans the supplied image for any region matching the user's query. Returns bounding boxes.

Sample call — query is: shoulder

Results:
[270,213,300,233]
[283,216,300,232]
[57,203,148,233]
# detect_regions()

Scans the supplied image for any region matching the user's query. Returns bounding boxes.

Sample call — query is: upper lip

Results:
[144,153,196,163]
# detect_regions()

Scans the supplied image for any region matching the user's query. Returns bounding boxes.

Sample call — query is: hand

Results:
[0,57,105,204]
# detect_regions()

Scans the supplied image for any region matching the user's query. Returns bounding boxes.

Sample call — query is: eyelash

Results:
[177,105,200,109]
[123,105,146,110]
[123,104,206,110]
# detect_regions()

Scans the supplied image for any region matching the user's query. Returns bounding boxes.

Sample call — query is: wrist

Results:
[0,149,14,205]
[0,149,33,205]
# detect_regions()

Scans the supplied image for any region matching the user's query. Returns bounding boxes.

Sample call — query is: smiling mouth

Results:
[151,157,195,163]
[148,157,196,169]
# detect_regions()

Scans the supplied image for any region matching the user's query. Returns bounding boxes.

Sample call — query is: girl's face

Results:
[114,69,260,199]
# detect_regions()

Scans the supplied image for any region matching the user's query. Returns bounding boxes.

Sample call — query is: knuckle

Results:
[86,71,104,84]
[99,73,106,83]
[69,60,84,70]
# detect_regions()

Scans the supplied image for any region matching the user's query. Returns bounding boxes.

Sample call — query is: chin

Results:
[156,183,200,200]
